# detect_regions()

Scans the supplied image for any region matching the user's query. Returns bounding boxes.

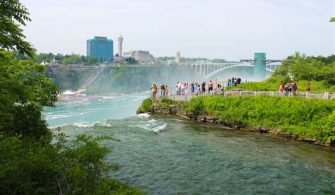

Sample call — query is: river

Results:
[44,93,335,194]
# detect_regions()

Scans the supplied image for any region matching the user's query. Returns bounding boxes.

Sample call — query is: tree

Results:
[125,57,138,64]
[330,17,335,22]
[0,1,143,193]
[0,51,58,139]
[0,0,35,57]
[87,56,97,64]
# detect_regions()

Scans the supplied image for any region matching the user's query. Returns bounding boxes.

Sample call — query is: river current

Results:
[44,93,335,194]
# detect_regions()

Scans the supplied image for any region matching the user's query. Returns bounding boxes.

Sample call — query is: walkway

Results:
[76,66,104,94]
[165,90,335,101]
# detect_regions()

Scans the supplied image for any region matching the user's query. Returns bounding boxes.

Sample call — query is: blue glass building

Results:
[87,36,113,62]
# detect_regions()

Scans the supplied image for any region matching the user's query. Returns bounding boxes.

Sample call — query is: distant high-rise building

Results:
[176,51,181,64]
[118,35,124,57]
[87,36,113,62]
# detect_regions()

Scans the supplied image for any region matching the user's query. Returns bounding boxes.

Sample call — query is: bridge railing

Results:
[157,89,335,101]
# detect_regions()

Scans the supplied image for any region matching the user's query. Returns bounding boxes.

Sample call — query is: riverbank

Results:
[137,96,335,146]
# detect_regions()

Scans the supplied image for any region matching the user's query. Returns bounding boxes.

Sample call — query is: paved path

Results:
[162,90,335,101]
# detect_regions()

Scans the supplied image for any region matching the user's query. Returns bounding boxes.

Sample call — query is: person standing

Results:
[284,83,290,96]
[151,83,157,100]
[201,82,206,94]
[279,81,285,95]
[292,82,298,96]
[208,80,213,94]
[165,85,169,97]
[191,82,195,95]
[306,83,311,92]
[177,82,182,95]
[197,84,201,95]
[160,84,165,97]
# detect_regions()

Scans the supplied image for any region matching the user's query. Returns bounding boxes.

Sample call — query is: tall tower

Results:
[176,51,181,64]
[118,35,124,57]
[254,52,266,80]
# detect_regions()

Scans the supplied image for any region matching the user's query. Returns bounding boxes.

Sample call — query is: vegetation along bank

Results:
[138,96,335,146]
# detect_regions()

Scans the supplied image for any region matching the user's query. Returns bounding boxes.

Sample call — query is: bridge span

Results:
[181,52,283,80]
[184,62,278,80]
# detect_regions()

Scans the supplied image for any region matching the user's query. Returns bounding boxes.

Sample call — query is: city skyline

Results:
[21,0,334,60]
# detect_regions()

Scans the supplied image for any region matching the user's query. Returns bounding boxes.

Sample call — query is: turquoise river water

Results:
[44,93,335,194]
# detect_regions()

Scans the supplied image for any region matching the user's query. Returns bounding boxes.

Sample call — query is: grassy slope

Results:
[139,96,335,144]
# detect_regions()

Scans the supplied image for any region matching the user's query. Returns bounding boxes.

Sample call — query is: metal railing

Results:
[152,88,335,101]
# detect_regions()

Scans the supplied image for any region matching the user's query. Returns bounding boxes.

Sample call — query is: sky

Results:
[21,0,335,60]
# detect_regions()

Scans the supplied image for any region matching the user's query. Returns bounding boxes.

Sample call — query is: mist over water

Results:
[51,63,275,96]
[86,65,203,95]
[43,92,335,194]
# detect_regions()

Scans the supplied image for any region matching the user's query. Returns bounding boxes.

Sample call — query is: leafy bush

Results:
[0,51,58,140]
[137,98,153,113]
[0,134,144,194]
[186,98,204,116]
[160,97,174,105]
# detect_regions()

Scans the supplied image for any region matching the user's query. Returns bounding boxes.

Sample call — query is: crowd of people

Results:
[151,83,169,99]
[279,81,311,96]
[150,77,243,100]
[227,77,242,86]
[151,79,313,100]
[175,80,223,96]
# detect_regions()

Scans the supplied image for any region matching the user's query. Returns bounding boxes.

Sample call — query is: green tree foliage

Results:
[0,0,35,57]
[0,1,143,193]
[330,17,335,22]
[30,53,98,65]
[0,51,58,139]
[0,134,144,194]
[279,53,335,86]
[211,58,226,63]
[124,57,138,64]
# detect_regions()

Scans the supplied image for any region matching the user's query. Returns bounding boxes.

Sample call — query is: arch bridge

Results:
[188,62,280,80]
[185,53,284,80]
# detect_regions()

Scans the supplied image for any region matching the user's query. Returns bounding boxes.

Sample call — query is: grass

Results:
[185,96,335,144]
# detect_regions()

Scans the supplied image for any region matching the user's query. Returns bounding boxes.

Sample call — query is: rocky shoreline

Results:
[138,101,334,147]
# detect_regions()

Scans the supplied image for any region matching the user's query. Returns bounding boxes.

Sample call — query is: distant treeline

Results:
[157,56,226,62]
[15,52,98,65]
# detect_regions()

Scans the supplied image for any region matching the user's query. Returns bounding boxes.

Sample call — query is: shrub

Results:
[0,134,144,195]
[137,98,153,113]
